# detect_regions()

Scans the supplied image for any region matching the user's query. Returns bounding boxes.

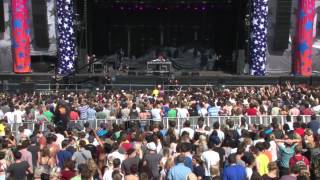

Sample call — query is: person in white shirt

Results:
[103,158,123,180]
[4,107,15,124]
[151,104,163,122]
[13,106,25,123]
[177,104,189,120]
[54,127,65,149]
[253,131,265,145]
[198,103,208,117]
[201,142,220,178]
[108,148,125,164]
[0,109,4,120]
[180,121,195,140]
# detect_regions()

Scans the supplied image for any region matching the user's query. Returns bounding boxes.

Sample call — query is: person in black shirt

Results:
[27,136,40,170]
[7,151,33,180]
[192,155,205,179]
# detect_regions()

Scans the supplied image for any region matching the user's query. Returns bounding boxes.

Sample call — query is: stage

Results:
[1,70,320,92]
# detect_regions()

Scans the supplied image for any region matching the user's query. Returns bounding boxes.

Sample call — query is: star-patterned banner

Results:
[293,0,315,77]
[57,0,76,75]
[250,0,268,76]
[11,0,31,73]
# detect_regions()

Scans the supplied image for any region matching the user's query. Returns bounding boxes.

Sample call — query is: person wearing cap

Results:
[143,142,162,179]
[167,155,192,180]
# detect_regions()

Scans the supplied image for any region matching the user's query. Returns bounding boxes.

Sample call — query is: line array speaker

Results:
[0,0,4,33]
[31,0,49,49]
[271,0,292,53]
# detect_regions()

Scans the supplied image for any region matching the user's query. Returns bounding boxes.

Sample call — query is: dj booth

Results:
[147,60,172,74]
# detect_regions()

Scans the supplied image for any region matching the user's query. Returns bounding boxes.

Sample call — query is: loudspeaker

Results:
[31,0,49,49]
[236,49,246,75]
[271,0,292,53]
[20,82,35,92]
[0,0,4,33]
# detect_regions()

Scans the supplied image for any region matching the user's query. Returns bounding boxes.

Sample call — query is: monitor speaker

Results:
[271,0,292,53]
[31,0,49,49]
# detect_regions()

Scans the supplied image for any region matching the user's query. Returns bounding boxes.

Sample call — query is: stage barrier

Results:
[5,115,316,136]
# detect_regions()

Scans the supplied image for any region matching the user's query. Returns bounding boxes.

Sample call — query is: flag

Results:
[293,0,315,77]
[250,0,268,76]
[11,0,31,73]
[57,0,76,75]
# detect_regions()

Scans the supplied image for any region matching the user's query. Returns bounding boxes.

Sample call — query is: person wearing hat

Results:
[143,142,162,179]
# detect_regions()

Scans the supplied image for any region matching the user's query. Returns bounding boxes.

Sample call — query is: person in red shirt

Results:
[69,107,79,121]
[246,103,257,116]
[289,145,309,170]
[293,122,305,137]
[60,159,76,180]
[302,104,314,116]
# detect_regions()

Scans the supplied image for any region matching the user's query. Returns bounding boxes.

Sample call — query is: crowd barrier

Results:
[1,83,267,92]
[5,115,317,136]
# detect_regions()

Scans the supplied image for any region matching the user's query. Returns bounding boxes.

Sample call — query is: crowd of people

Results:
[0,83,320,180]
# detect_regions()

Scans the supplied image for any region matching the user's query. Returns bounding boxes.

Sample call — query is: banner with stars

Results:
[57,0,75,75]
[250,0,268,76]
[293,0,315,77]
[11,0,31,73]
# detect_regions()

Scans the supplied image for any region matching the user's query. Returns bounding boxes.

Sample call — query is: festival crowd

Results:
[0,83,320,180]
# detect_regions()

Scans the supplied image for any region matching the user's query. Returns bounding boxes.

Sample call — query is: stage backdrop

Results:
[11,0,31,73]
[57,0,76,74]
[250,0,268,76]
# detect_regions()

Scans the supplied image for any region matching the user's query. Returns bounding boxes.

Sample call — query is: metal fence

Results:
[5,115,316,136]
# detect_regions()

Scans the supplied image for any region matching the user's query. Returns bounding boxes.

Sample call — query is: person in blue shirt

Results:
[57,140,73,169]
[167,155,192,180]
[307,114,320,135]
[207,102,220,117]
[223,154,246,180]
